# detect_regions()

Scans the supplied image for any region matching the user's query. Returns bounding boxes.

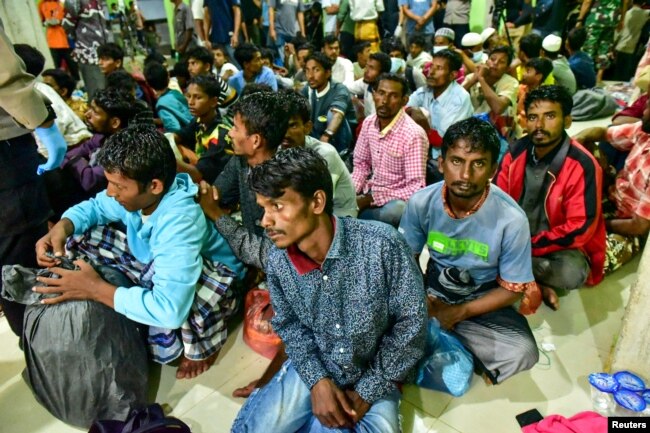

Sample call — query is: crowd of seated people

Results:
[2,1,650,431]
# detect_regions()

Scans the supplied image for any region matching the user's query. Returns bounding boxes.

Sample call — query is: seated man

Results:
[510,33,553,86]
[35,125,244,379]
[323,34,355,86]
[573,87,650,239]
[175,75,234,184]
[199,91,358,271]
[406,34,433,70]
[399,117,540,385]
[229,43,279,94]
[495,86,605,310]
[407,49,473,157]
[229,147,427,433]
[458,32,487,74]
[352,41,371,80]
[565,28,596,91]
[301,52,357,153]
[41,68,88,122]
[186,46,238,109]
[97,42,157,109]
[516,57,553,129]
[345,51,392,117]
[143,61,192,134]
[541,35,577,95]
[352,73,428,228]
[463,45,519,145]
[56,88,137,216]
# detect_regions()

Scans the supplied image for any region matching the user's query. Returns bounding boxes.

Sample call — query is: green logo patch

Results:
[427,231,489,261]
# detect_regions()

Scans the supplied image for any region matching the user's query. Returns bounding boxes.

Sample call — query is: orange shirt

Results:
[39,0,69,49]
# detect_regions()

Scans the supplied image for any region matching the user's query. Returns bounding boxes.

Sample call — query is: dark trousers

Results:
[445,23,470,48]
[50,48,80,81]
[615,51,637,82]
[0,222,48,338]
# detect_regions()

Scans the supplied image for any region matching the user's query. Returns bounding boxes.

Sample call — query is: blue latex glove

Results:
[34,122,67,175]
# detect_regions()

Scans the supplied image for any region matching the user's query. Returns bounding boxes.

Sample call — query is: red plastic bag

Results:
[242,289,282,359]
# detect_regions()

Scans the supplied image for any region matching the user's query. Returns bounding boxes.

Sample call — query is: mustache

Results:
[266,228,286,236]
[533,129,550,136]
[452,181,474,188]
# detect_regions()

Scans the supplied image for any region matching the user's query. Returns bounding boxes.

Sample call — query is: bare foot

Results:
[176,352,218,379]
[541,285,560,311]
[232,380,259,398]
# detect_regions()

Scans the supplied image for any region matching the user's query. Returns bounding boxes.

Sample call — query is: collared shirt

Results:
[407,81,473,137]
[267,216,427,404]
[352,110,428,206]
[606,122,650,220]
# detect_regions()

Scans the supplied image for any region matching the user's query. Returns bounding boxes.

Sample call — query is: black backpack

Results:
[89,404,192,433]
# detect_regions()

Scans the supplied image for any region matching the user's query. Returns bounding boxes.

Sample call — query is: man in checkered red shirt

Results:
[351,73,428,228]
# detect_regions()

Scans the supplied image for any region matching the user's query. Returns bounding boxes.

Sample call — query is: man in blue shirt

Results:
[228,43,279,93]
[399,117,540,384]
[204,0,242,61]
[400,0,438,51]
[565,28,596,90]
[229,147,426,433]
[34,125,244,379]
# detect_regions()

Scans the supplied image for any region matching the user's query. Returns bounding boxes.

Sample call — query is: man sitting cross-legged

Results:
[399,117,540,385]
[495,86,605,310]
[34,125,245,379]
[228,147,427,433]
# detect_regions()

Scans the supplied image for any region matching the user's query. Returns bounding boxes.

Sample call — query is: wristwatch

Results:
[323,129,335,138]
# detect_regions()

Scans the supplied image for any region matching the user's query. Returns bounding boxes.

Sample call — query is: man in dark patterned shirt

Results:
[228,147,427,433]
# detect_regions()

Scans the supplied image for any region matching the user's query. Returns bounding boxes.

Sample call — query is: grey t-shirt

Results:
[269,0,306,36]
[552,57,577,95]
[174,2,197,52]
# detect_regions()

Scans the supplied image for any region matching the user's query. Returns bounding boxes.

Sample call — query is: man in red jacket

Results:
[495,86,605,310]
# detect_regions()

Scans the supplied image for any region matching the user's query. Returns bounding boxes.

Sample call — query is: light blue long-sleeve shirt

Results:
[62,173,244,329]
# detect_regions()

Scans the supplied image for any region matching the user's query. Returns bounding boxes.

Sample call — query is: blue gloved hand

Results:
[34,122,67,175]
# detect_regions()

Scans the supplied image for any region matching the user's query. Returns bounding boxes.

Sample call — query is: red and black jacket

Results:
[494,134,606,285]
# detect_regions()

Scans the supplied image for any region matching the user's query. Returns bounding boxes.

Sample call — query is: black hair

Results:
[409,34,427,48]
[323,34,339,47]
[380,38,407,58]
[249,147,333,216]
[281,88,311,123]
[260,48,276,62]
[524,85,573,118]
[232,92,290,151]
[431,49,462,72]
[290,34,308,47]
[234,43,261,67]
[489,45,514,65]
[212,44,231,61]
[354,41,371,56]
[144,62,169,91]
[519,33,543,60]
[305,52,333,71]
[240,83,273,98]
[297,43,315,55]
[92,87,137,128]
[97,42,124,62]
[441,117,501,164]
[187,74,222,100]
[567,28,587,52]
[187,46,214,67]
[13,44,45,77]
[144,51,166,67]
[525,57,553,82]
[97,124,176,194]
[376,72,409,97]
[369,51,392,74]
[42,68,77,97]
[171,61,190,80]
[106,70,137,94]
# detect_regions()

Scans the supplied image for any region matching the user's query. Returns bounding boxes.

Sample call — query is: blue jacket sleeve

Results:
[113,212,206,328]
[61,191,127,234]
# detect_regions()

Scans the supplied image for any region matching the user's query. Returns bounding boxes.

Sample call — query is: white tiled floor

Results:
[0,255,640,433]
[0,115,636,432]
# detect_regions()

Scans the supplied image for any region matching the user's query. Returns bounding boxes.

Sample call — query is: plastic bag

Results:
[89,403,192,433]
[242,288,282,359]
[2,264,149,428]
[415,318,474,397]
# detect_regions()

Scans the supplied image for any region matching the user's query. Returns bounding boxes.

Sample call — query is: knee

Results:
[507,335,539,377]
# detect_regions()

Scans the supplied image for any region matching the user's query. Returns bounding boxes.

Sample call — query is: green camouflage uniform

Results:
[583,0,620,70]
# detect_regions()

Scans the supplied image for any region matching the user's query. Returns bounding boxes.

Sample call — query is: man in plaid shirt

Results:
[352,73,428,227]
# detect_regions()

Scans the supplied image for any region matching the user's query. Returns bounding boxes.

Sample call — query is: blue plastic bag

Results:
[415,318,474,396]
